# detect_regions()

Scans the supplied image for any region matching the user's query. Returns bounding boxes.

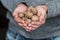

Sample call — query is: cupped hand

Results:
[25,5,48,31]
[13,4,28,30]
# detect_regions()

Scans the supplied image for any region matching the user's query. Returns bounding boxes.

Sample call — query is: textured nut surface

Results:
[22,17,28,21]
[25,19,31,24]
[31,15,39,22]
[25,12,33,18]
[28,6,37,15]
[19,13,24,17]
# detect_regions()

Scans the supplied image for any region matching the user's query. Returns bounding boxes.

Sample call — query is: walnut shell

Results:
[28,6,37,15]
[19,13,24,18]
[22,17,28,21]
[25,12,33,18]
[31,15,39,22]
[25,19,31,24]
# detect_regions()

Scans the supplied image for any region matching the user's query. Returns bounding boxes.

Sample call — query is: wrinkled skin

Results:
[13,4,48,32]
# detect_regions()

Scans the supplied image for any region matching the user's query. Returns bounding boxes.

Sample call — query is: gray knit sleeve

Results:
[1,0,26,12]
[46,0,60,18]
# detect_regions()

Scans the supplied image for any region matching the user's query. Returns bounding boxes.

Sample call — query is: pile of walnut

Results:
[18,6,39,25]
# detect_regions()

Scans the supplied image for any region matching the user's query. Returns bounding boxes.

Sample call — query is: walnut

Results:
[22,17,28,21]
[19,13,24,18]
[28,6,37,15]
[25,19,31,24]
[31,15,39,22]
[18,6,39,25]
[25,12,33,18]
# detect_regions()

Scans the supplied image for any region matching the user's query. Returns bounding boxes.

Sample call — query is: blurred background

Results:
[0,1,9,40]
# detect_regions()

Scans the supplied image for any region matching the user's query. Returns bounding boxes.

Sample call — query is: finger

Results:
[23,23,27,27]
[28,23,37,31]
[12,7,21,16]
[31,22,38,25]
[37,12,41,17]
[14,17,25,23]
[39,12,46,22]
[32,24,39,28]
[28,23,39,30]
[28,23,32,27]
[31,22,45,30]
[18,23,24,27]
[25,23,36,32]
[31,21,40,26]
[27,23,35,31]
[18,23,27,29]
[13,11,18,17]
[31,25,39,31]
[19,23,31,32]
[25,26,32,32]
[19,22,27,27]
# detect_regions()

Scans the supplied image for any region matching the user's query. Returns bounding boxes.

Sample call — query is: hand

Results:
[13,4,28,30]
[26,5,48,31]
[13,4,48,32]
